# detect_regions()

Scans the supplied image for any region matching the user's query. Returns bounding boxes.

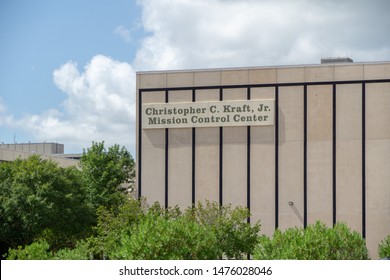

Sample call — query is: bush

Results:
[185,201,260,259]
[378,235,390,259]
[6,240,52,260]
[86,199,260,260]
[86,198,148,259]
[112,213,219,260]
[253,221,368,260]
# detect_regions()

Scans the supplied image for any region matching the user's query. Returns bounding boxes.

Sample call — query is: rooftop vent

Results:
[321,57,353,64]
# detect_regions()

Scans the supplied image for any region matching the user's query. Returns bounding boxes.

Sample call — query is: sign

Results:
[142,99,274,129]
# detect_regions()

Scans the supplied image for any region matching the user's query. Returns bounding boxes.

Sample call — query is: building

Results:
[136,60,390,258]
[0,142,81,167]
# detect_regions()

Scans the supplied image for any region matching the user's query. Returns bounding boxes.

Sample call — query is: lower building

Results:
[0,142,80,167]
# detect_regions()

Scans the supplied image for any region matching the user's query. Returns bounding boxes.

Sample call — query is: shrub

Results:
[6,239,52,260]
[111,214,219,260]
[378,235,390,259]
[253,221,368,260]
[185,201,260,259]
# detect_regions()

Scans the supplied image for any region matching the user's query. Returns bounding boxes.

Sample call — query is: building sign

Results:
[142,99,274,129]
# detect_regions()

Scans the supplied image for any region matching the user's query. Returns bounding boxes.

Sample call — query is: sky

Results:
[0,0,390,157]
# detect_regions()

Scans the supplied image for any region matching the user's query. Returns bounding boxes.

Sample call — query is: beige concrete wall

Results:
[168,90,193,209]
[137,62,390,258]
[0,148,79,167]
[250,87,275,236]
[278,86,304,230]
[365,82,390,258]
[195,89,220,203]
[307,85,333,227]
[336,84,362,233]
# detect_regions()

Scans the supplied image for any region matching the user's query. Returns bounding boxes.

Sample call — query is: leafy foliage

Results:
[0,155,93,250]
[83,200,259,260]
[378,234,390,259]
[185,201,260,259]
[6,239,92,260]
[6,239,52,260]
[86,198,148,259]
[253,221,369,260]
[112,212,219,260]
[79,141,135,211]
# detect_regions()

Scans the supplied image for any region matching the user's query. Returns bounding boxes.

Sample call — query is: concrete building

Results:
[136,60,390,258]
[0,142,80,167]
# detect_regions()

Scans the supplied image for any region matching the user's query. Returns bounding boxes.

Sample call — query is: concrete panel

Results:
[195,89,220,203]
[334,64,363,81]
[167,72,194,87]
[277,66,305,84]
[307,141,332,226]
[248,68,277,84]
[251,140,275,236]
[364,62,390,80]
[336,140,362,233]
[366,139,390,259]
[307,85,332,141]
[279,87,304,142]
[221,69,249,85]
[305,66,334,83]
[250,86,276,236]
[366,139,390,211]
[194,71,221,86]
[279,141,304,230]
[222,89,247,207]
[168,91,192,208]
[366,83,390,140]
[139,72,167,89]
[336,84,362,140]
[140,91,165,204]
[141,144,165,206]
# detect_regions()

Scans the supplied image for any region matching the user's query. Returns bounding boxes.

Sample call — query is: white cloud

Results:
[114,25,132,43]
[134,0,390,70]
[17,55,136,154]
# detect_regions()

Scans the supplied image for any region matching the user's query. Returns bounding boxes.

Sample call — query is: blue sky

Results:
[1,0,390,156]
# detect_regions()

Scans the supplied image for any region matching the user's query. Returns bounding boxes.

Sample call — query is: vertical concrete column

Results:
[336,84,362,232]
[366,82,390,258]
[278,86,304,230]
[167,90,193,209]
[250,87,276,236]
[194,89,220,203]
[307,85,333,226]
[141,91,166,206]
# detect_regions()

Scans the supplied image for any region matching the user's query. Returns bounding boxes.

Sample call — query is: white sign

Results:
[142,99,274,129]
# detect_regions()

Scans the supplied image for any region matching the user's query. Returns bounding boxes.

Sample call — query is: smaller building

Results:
[0,142,81,167]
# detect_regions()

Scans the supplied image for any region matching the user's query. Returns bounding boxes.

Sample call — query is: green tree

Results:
[112,212,219,260]
[86,198,148,259]
[378,234,390,259]
[0,155,93,253]
[79,141,135,211]
[253,221,368,260]
[76,200,260,260]
[185,201,260,259]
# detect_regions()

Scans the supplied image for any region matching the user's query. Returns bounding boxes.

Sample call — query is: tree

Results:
[378,234,390,259]
[253,221,369,260]
[0,155,93,254]
[79,141,135,211]
[86,200,260,260]
[184,201,260,259]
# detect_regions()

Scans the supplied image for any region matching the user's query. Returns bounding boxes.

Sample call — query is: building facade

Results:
[0,142,80,167]
[136,61,390,258]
